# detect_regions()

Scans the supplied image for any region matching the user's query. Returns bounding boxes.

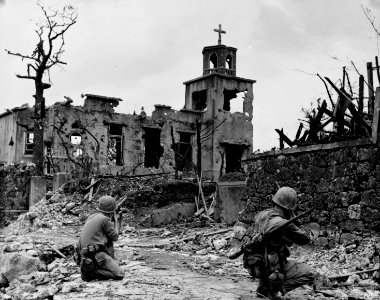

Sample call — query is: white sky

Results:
[1,0,380,151]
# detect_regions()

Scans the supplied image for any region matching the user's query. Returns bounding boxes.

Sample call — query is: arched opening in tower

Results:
[226,54,232,69]
[210,53,218,69]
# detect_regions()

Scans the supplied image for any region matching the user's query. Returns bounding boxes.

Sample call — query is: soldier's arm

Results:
[103,218,119,242]
[282,223,310,245]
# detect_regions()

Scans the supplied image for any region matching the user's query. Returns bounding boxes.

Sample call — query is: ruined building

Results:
[0,29,255,180]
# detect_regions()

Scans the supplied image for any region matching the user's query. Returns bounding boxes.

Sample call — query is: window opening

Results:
[224,144,245,174]
[70,132,82,145]
[177,132,193,171]
[210,53,218,69]
[107,124,123,166]
[109,123,123,135]
[143,128,163,168]
[226,54,232,69]
[223,89,246,113]
[73,148,83,157]
[25,132,34,155]
[192,89,207,111]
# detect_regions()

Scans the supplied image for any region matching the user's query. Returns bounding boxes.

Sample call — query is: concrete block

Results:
[215,181,247,225]
[148,203,196,227]
[29,176,46,207]
[53,172,69,192]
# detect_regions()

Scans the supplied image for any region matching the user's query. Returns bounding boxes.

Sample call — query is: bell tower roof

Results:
[202,25,237,76]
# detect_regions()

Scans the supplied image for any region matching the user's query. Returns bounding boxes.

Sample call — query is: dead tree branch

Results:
[362,5,380,37]
[5,3,77,175]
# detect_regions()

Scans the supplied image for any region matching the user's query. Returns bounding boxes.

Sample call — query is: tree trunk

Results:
[33,83,45,175]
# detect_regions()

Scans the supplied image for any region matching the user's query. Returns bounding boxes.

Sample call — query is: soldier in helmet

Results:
[77,195,125,281]
[243,187,317,300]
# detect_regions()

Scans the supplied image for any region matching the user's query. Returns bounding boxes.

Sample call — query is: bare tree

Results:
[5,3,77,175]
[362,5,380,38]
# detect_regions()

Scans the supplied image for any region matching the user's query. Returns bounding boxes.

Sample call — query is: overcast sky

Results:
[1,0,380,151]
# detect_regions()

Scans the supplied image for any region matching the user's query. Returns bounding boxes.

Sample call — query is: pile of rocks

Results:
[293,237,380,298]
[0,234,81,300]
[4,190,84,236]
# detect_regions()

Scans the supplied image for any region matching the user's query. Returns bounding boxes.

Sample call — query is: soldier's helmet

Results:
[272,187,297,211]
[97,195,116,213]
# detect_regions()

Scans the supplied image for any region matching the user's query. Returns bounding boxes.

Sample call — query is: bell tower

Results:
[182,25,255,180]
[202,24,237,76]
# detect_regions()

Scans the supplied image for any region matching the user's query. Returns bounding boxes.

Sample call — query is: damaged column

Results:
[53,172,69,192]
[29,176,46,207]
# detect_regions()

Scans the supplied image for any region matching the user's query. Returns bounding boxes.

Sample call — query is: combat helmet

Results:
[272,187,297,211]
[97,195,116,213]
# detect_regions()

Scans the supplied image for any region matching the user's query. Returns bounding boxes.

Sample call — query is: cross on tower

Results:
[214,24,226,45]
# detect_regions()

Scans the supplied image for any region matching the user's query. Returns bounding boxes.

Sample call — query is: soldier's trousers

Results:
[81,251,125,281]
[93,251,125,280]
[282,259,317,292]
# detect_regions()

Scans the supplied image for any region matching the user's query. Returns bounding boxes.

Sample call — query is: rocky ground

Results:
[1,179,380,299]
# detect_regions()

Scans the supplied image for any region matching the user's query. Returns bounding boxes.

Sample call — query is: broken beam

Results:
[367,62,375,115]
[44,242,66,259]
[325,77,372,136]
[84,178,101,191]
[294,123,303,141]
[328,267,379,280]
[275,129,294,147]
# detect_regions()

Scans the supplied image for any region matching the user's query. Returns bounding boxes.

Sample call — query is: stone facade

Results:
[0,39,255,181]
[240,138,380,243]
[0,161,37,227]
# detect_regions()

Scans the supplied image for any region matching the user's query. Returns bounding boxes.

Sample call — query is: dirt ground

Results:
[0,224,325,300]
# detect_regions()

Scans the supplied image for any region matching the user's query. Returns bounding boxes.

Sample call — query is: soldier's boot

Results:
[268,291,284,300]
[256,280,269,298]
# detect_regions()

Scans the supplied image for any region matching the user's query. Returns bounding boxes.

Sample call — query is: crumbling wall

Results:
[0,161,37,227]
[0,106,34,163]
[240,138,380,243]
[212,78,253,178]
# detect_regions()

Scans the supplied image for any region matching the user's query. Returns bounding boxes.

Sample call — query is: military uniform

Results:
[244,208,317,294]
[77,201,124,281]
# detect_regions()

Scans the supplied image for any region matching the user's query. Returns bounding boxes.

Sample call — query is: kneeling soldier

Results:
[244,187,317,300]
[77,195,125,281]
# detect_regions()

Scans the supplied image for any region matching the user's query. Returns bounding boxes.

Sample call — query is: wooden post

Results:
[368,62,375,116]
[295,123,303,140]
[336,96,345,135]
[342,66,346,89]
[197,173,208,216]
[196,119,202,178]
[358,75,364,113]
[88,177,95,202]
[375,56,380,86]
[373,87,380,143]
[275,128,293,148]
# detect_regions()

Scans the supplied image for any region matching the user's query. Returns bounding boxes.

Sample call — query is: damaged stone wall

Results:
[240,138,380,241]
[44,96,200,177]
[0,161,37,226]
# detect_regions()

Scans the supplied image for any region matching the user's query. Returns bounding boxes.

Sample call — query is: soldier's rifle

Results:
[110,195,129,226]
[228,208,313,260]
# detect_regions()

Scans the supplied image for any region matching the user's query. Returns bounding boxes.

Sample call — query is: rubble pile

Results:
[0,234,80,300]
[2,175,380,298]
[294,237,380,299]
[3,192,82,236]
[3,176,196,236]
